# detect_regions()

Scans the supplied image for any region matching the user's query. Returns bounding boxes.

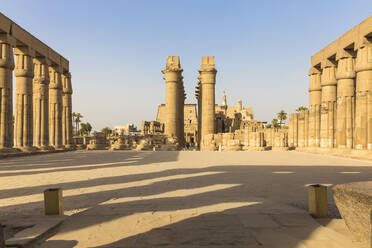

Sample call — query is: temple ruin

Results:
[0,13,73,152]
[288,16,372,155]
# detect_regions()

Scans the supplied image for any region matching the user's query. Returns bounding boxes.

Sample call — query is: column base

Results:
[14,146,39,152]
[37,146,55,151]
[51,145,65,151]
[0,147,21,153]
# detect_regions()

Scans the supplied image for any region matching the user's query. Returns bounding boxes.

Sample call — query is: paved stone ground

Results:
[0,150,371,247]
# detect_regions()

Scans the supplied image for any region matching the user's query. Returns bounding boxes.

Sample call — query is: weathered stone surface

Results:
[333,181,372,247]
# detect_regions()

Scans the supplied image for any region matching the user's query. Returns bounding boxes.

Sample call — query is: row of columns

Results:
[0,34,73,151]
[290,37,372,150]
[162,56,185,146]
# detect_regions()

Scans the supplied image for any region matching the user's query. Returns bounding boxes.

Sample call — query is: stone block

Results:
[44,188,63,215]
[333,181,372,247]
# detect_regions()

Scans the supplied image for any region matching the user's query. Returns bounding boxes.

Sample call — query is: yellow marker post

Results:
[44,188,63,215]
[308,184,328,218]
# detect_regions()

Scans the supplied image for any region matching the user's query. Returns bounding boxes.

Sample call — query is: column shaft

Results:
[162,56,183,144]
[308,67,322,147]
[0,35,14,149]
[355,38,372,150]
[336,53,355,149]
[320,63,337,148]
[49,66,63,149]
[62,72,73,147]
[33,57,50,149]
[14,47,34,150]
[199,56,217,147]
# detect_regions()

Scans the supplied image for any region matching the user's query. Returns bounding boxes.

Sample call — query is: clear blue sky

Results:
[1,0,371,130]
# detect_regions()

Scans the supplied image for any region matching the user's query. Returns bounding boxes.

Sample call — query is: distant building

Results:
[113,124,138,135]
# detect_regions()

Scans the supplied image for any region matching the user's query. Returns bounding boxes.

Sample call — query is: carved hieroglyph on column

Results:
[62,72,73,148]
[199,56,217,147]
[308,67,322,147]
[320,61,337,148]
[162,56,183,143]
[336,50,355,149]
[33,57,50,149]
[0,34,14,150]
[355,37,372,150]
[14,47,34,151]
[49,66,63,149]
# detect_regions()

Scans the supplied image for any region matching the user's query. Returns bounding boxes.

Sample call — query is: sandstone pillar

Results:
[289,113,298,147]
[320,61,337,148]
[162,56,182,142]
[178,77,185,146]
[298,111,305,147]
[195,80,201,146]
[14,47,35,151]
[33,57,50,149]
[0,35,15,150]
[336,50,356,149]
[49,66,63,149]
[199,56,217,145]
[308,67,322,147]
[62,72,73,148]
[355,37,372,150]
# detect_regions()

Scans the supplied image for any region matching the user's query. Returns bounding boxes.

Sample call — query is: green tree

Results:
[101,127,112,136]
[265,124,272,128]
[73,113,83,135]
[296,106,308,112]
[277,110,287,127]
[80,122,92,136]
[272,118,280,128]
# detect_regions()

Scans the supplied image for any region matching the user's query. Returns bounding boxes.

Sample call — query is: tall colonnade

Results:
[0,13,73,152]
[289,16,372,152]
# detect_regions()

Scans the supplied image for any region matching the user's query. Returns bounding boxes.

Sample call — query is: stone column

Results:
[308,67,322,147]
[62,72,73,148]
[0,34,15,150]
[49,65,64,149]
[355,37,372,150]
[178,77,185,146]
[199,56,217,146]
[336,50,356,149]
[162,56,182,142]
[298,110,306,147]
[195,81,201,146]
[320,61,337,148]
[14,47,35,151]
[288,113,298,147]
[33,57,50,150]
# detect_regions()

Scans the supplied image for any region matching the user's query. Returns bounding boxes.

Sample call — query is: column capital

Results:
[336,55,355,80]
[14,46,34,78]
[62,72,73,94]
[336,49,356,61]
[33,57,51,85]
[198,56,217,74]
[0,34,16,47]
[14,46,35,57]
[321,61,337,87]
[308,66,321,76]
[49,65,62,89]
[355,36,372,50]
[355,37,372,73]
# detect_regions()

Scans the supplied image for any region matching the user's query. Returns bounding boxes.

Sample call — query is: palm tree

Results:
[80,122,92,136]
[277,110,287,127]
[272,118,280,128]
[296,106,308,112]
[101,127,112,136]
[74,113,83,135]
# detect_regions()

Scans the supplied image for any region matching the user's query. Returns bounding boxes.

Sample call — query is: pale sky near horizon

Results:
[1,1,371,131]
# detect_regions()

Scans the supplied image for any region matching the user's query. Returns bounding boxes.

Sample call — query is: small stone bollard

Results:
[44,188,63,215]
[308,184,328,218]
[0,223,4,248]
